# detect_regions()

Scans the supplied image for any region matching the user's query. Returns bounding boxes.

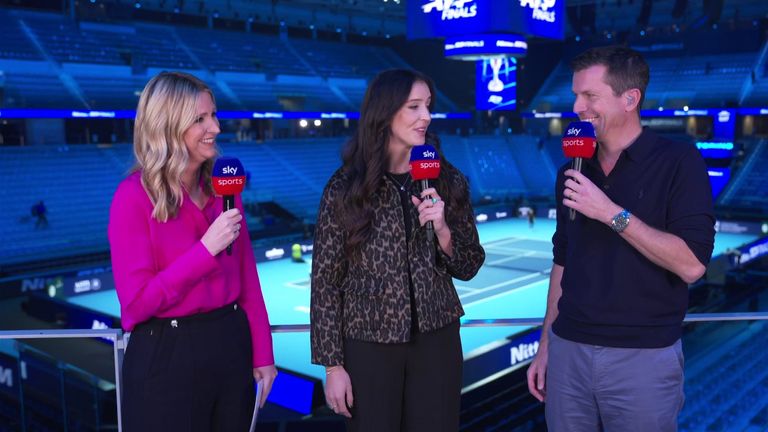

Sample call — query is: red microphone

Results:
[212,157,246,255]
[562,121,597,221]
[409,144,441,241]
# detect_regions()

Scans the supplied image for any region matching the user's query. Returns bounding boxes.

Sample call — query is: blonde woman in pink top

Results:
[108,71,276,432]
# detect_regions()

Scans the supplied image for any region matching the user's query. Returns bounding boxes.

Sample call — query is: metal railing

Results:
[2,311,768,431]
[0,328,125,432]
[270,311,768,332]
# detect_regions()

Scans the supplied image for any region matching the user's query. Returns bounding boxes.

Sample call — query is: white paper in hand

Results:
[249,380,263,432]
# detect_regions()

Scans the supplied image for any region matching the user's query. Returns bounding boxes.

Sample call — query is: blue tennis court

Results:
[66,217,757,384]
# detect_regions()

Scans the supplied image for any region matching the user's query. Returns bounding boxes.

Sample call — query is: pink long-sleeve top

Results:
[108,171,274,367]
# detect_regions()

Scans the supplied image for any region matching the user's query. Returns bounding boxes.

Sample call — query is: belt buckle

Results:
[171,319,178,328]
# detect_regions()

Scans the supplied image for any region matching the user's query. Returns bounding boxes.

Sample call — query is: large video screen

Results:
[476,57,517,111]
[408,0,564,40]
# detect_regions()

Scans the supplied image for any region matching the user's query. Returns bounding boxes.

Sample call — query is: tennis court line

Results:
[459,272,546,300]
[482,237,527,247]
[463,276,550,308]
[484,244,551,254]
[487,251,543,266]
[285,280,310,290]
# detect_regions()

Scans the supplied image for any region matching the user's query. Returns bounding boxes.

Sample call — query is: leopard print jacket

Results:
[310,165,485,366]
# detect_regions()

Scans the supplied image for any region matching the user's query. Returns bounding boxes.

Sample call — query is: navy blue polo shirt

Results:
[551,128,715,348]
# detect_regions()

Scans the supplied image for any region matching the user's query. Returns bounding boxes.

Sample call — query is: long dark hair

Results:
[339,69,470,259]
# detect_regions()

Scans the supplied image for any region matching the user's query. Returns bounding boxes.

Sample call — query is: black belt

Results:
[136,303,239,331]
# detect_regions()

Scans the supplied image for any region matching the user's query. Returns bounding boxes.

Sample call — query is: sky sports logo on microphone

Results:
[566,126,582,136]
[221,166,239,175]
[562,138,589,147]
[212,157,246,196]
[561,121,596,159]
[409,144,441,181]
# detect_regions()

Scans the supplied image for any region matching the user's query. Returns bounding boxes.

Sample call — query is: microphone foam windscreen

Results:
[562,121,597,159]
[212,157,246,195]
[409,144,441,181]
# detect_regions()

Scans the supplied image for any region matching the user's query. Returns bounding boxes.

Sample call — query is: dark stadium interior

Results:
[1,0,768,431]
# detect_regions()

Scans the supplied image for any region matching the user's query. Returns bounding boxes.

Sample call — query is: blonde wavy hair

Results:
[133,71,217,222]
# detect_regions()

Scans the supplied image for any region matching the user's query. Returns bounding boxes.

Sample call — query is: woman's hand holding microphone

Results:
[411,187,453,256]
[201,208,243,255]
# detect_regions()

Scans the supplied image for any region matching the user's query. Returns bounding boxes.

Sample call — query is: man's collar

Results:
[622,127,657,162]
[586,127,656,166]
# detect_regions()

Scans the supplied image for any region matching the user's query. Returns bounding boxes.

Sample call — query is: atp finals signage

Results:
[421,0,477,21]
[408,0,564,40]
[444,34,528,60]
[520,0,557,23]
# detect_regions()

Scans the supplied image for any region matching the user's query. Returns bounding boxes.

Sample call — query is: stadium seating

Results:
[718,139,768,212]
[743,46,768,106]
[2,3,768,432]
[18,346,66,430]
[459,364,544,431]
[287,37,394,79]
[223,139,335,220]
[458,136,529,198]
[1,68,81,108]
[0,352,22,432]
[0,343,117,432]
[531,52,761,111]
[745,77,768,106]
[680,320,768,431]
[0,145,126,267]
[63,364,117,431]
[0,10,42,62]
[66,64,146,110]
[0,135,562,268]
[20,13,125,66]
[175,26,310,76]
[505,135,557,196]
[0,9,409,112]
[542,136,568,169]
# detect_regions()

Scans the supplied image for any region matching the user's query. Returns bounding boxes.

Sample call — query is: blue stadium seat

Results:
[719,139,768,212]
[531,52,760,111]
[0,10,413,112]
[0,135,559,266]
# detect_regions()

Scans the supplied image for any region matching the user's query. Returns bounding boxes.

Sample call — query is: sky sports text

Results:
[566,127,582,136]
[220,165,239,175]
[562,138,591,147]
[215,178,245,186]
[417,161,441,169]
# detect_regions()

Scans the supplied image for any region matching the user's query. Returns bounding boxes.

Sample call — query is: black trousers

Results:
[344,321,462,432]
[122,304,255,432]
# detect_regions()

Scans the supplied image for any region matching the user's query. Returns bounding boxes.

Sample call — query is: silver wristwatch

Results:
[610,209,631,233]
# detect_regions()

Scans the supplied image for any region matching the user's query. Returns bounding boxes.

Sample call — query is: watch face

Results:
[612,210,630,233]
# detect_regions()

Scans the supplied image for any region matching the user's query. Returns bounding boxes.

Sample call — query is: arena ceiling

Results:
[201,0,767,38]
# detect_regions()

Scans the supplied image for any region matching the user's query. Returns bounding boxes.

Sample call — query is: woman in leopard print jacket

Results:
[310,69,485,432]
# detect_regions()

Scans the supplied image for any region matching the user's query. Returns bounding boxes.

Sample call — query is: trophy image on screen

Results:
[487,57,508,93]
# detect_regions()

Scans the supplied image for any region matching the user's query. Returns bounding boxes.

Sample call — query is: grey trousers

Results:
[545,329,685,432]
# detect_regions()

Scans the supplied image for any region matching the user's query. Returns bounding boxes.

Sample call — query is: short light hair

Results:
[570,45,650,110]
[133,71,216,222]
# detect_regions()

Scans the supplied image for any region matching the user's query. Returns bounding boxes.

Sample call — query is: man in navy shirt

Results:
[527,46,715,431]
